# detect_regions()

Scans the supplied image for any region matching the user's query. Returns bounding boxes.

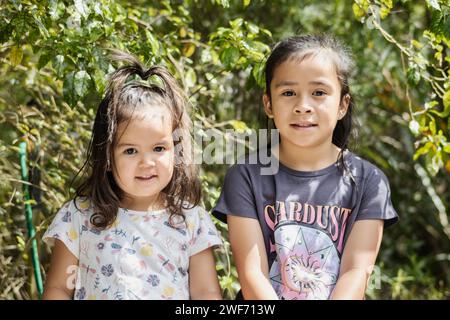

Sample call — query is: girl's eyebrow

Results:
[117,143,137,148]
[154,140,170,145]
[308,80,333,87]
[274,80,334,88]
[117,140,170,148]
[274,80,298,88]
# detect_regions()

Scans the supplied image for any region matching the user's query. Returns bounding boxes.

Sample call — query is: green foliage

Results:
[354,0,450,176]
[1,0,449,299]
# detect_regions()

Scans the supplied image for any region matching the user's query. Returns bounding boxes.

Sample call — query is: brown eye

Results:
[282,90,295,97]
[124,148,137,155]
[154,146,166,153]
[313,90,326,96]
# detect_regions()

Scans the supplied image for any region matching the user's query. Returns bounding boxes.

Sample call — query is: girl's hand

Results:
[42,239,78,300]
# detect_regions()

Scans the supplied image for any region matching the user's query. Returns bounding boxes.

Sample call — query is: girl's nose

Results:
[140,153,156,167]
[293,103,313,114]
[293,95,313,114]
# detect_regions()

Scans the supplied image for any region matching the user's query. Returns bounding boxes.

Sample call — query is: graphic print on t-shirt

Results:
[265,201,352,299]
[269,224,339,299]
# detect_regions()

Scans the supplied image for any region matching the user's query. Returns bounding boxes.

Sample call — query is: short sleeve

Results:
[188,207,222,257]
[356,168,398,228]
[42,200,81,259]
[212,164,258,223]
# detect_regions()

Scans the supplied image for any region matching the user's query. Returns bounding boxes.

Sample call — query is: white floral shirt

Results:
[43,198,222,300]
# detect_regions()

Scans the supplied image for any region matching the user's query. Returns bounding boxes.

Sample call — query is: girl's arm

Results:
[189,247,222,299]
[330,219,384,300]
[228,215,278,300]
[42,239,78,300]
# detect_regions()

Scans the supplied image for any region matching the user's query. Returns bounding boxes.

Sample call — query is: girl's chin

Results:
[279,139,317,149]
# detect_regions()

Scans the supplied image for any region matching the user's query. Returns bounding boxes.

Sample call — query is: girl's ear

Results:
[263,94,274,118]
[338,94,350,120]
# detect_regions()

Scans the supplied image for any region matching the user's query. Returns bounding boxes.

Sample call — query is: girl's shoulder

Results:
[344,151,391,183]
[59,197,95,218]
[181,204,210,221]
[181,204,219,229]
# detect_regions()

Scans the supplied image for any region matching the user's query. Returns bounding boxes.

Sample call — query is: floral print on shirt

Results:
[43,198,222,300]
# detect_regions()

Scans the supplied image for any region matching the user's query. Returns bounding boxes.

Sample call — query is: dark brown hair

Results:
[73,50,200,229]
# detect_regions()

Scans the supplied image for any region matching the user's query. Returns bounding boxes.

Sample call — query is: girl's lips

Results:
[290,123,318,129]
[135,175,157,180]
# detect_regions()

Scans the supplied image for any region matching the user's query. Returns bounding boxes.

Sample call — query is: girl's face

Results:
[112,106,174,210]
[263,53,349,151]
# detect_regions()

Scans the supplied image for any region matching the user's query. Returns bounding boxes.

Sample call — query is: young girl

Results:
[42,51,222,300]
[213,35,398,300]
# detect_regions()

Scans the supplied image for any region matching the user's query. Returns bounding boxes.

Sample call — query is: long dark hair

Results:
[73,50,200,229]
[264,34,356,171]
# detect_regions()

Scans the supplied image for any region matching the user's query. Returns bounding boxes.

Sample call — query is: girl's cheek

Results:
[160,151,175,163]
[155,152,173,165]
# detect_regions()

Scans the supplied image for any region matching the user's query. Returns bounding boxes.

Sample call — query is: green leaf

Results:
[430,92,450,118]
[380,0,393,9]
[200,49,213,64]
[444,11,450,38]
[430,10,444,35]
[0,23,12,43]
[426,0,441,11]
[38,51,52,69]
[74,0,90,18]
[352,3,367,20]
[12,12,29,37]
[407,66,421,85]
[246,22,259,35]
[74,70,91,98]
[52,55,67,78]
[219,0,230,8]
[411,39,423,49]
[443,144,450,154]
[33,16,50,38]
[409,120,420,136]
[63,72,77,106]
[182,43,196,58]
[49,0,63,20]
[16,236,25,251]
[88,21,104,42]
[92,47,109,72]
[229,18,244,30]
[9,46,23,66]
[179,26,187,38]
[146,30,160,55]
[231,120,248,133]
[220,47,240,69]
[413,141,433,161]
[205,72,214,81]
[92,69,106,94]
[429,117,436,135]
[252,61,265,89]
[425,151,442,176]
[243,0,251,8]
[185,67,197,89]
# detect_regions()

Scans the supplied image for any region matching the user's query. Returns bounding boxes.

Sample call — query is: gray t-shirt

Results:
[213,151,398,300]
